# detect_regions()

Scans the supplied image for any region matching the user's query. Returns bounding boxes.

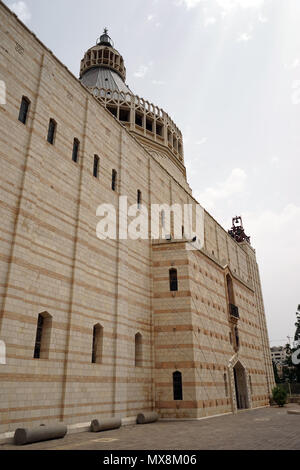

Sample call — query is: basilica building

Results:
[0,1,274,435]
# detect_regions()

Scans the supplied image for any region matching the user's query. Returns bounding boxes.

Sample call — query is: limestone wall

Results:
[0,1,274,432]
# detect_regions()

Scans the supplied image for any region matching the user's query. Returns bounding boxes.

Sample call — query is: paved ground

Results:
[1,405,300,450]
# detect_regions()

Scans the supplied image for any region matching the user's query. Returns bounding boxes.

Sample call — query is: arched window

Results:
[137,190,142,209]
[135,332,143,367]
[112,169,117,191]
[34,312,52,359]
[169,268,178,292]
[224,372,228,397]
[18,96,30,124]
[173,371,183,400]
[93,155,100,178]
[72,138,80,163]
[47,118,57,145]
[92,324,103,364]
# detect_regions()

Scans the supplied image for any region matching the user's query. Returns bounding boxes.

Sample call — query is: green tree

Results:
[294,305,300,343]
[272,386,287,407]
[285,305,300,384]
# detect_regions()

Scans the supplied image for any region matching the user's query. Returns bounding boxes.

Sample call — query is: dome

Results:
[81,66,131,95]
[80,29,185,173]
[80,29,126,82]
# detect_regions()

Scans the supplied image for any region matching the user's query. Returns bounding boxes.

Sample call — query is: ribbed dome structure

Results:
[81,66,132,95]
[80,30,186,179]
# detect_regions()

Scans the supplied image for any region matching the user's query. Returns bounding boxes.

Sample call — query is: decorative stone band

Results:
[89,87,184,164]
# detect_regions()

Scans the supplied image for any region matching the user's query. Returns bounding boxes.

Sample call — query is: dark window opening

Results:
[107,106,117,118]
[137,190,142,209]
[169,268,178,292]
[156,122,163,137]
[146,118,153,132]
[226,274,234,305]
[173,371,183,400]
[34,314,44,359]
[235,326,240,349]
[18,96,30,125]
[33,312,52,359]
[72,138,80,163]
[92,324,103,364]
[135,333,142,367]
[119,108,130,122]
[47,119,56,145]
[135,112,143,127]
[112,169,117,191]
[93,155,100,178]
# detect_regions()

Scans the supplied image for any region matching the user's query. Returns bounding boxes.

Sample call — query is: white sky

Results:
[4,0,300,347]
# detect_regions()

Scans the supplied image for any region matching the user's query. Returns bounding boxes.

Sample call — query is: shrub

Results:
[272,386,287,407]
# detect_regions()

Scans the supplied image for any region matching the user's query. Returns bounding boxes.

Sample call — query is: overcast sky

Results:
[4,0,300,347]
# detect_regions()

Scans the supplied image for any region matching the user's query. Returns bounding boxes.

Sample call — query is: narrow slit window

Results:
[18,96,30,125]
[72,138,80,163]
[112,169,117,191]
[135,333,143,367]
[93,155,100,178]
[169,268,178,292]
[137,190,142,209]
[33,312,52,359]
[92,324,103,364]
[226,274,235,305]
[47,119,56,145]
[235,326,240,349]
[173,371,183,400]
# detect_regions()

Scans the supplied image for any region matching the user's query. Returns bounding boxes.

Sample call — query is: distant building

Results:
[271,346,287,365]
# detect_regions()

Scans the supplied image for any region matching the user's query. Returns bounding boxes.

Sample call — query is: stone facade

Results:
[0,1,274,433]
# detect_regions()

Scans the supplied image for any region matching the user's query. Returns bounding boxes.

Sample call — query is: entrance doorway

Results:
[233,361,249,410]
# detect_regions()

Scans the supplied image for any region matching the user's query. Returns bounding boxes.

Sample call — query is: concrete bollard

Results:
[287,409,300,415]
[90,417,122,433]
[14,423,67,446]
[136,412,159,424]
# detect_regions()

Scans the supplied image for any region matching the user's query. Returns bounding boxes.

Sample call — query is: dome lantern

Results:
[97,28,114,48]
[80,27,126,81]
